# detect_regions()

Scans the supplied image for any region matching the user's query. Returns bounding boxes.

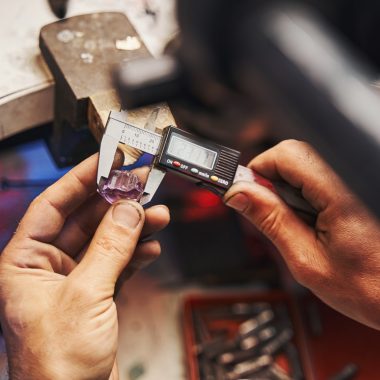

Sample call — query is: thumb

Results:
[71,200,144,288]
[224,181,317,266]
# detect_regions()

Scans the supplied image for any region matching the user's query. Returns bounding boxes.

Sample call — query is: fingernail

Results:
[112,202,141,228]
[225,193,249,212]
[154,204,171,217]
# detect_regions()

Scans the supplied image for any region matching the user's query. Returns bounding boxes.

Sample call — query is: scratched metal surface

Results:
[40,13,151,102]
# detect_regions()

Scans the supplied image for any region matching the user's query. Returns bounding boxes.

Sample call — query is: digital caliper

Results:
[97,111,316,221]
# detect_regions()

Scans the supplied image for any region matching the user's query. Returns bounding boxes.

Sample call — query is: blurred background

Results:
[1,1,380,380]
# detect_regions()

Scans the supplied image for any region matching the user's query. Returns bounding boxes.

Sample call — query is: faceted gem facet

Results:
[98,170,144,204]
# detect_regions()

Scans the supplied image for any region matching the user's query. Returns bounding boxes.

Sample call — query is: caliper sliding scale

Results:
[97,111,316,219]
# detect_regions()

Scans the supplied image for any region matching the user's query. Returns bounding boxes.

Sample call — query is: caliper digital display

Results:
[166,133,218,170]
[157,126,241,194]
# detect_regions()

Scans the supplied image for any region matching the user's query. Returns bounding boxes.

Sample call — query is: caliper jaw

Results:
[97,110,167,205]
[140,167,166,205]
[96,111,125,187]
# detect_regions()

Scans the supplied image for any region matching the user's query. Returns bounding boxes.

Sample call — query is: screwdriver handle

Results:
[234,165,317,224]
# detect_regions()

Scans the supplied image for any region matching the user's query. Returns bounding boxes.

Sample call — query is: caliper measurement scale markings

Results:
[111,117,161,155]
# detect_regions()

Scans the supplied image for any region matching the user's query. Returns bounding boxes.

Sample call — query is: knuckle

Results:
[278,139,302,151]
[278,139,312,156]
[277,139,318,169]
[95,235,131,261]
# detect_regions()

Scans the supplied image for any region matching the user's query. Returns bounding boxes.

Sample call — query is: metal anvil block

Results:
[39,12,174,166]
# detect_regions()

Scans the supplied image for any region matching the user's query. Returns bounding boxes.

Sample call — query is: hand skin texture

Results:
[225,140,380,330]
[0,154,170,380]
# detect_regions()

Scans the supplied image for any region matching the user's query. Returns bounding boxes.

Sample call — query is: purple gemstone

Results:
[98,170,144,204]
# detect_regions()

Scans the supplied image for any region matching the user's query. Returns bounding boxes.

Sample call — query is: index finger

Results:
[249,140,349,211]
[16,154,100,242]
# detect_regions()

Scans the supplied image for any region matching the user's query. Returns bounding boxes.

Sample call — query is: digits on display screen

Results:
[167,134,217,170]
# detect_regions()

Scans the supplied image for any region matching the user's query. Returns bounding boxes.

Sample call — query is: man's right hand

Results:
[224,140,380,330]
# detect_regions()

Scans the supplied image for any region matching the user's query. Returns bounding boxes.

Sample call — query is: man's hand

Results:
[224,140,380,330]
[0,155,170,380]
